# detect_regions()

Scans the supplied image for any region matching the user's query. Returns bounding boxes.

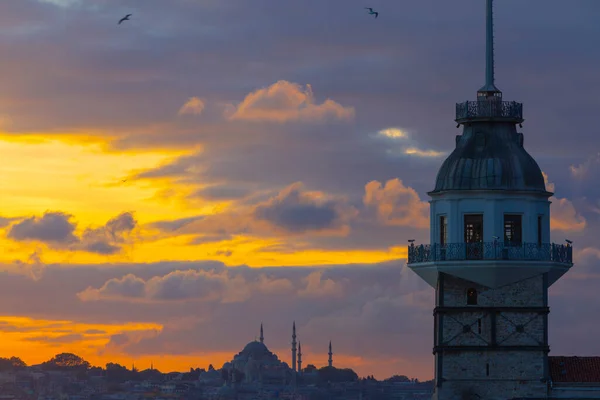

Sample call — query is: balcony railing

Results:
[407,242,572,265]
[455,100,523,123]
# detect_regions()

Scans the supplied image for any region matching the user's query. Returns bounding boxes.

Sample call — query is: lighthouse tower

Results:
[407,1,574,399]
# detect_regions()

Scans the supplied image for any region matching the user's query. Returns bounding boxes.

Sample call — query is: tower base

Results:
[431,380,547,400]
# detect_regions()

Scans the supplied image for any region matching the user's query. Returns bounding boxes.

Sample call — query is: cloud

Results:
[363,179,429,229]
[24,333,84,344]
[150,183,357,240]
[149,216,205,233]
[378,128,408,139]
[178,97,205,116]
[253,182,357,234]
[0,215,21,228]
[403,147,445,158]
[77,267,295,303]
[13,250,46,281]
[570,152,600,179]
[190,185,252,201]
[6,211,137,255]
[227,80,355,123]
[543,172,586,232]
[375,127,446,159]
[8,211,78,245]
[78,212,137,255]
[297,271,344,298]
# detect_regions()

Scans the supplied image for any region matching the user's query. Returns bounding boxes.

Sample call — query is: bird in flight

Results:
[365,7,379,18]
[118,14,132,25]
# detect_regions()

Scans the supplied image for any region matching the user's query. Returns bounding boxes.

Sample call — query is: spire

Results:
[297,342,303,374]
[260,322,264,343]
[328,341,333,367]
[291,321,297,373]
[293,321,296,339]
[478,0,502,99]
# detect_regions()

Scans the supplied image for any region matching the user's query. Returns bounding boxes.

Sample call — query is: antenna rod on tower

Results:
[485,0,495,88]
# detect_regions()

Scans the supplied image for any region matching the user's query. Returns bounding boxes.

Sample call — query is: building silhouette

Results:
[407,0,600,399]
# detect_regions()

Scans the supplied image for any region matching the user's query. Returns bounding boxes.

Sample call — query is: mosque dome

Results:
[431,127,548,194]
[240,341,270,359]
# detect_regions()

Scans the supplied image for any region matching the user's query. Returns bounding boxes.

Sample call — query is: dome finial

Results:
[478,0,502,99]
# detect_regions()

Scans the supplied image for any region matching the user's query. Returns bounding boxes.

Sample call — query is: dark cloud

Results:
[24,333,85,344]
[84,329,107,335]
[8,212,78,244]
[6,211,137,255]
[149,216,205,233]
[0,216,21,228]
[79,212,137,255]
[253,182,355,233]
[188,234,232,245]
[190,185,252,201]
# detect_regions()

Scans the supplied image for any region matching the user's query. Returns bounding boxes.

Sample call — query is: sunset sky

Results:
[0,0,599,381]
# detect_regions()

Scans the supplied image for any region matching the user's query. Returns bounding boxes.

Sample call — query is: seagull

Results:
[121,179,128,183]
[118,14,132,25]
[365,7,379,18]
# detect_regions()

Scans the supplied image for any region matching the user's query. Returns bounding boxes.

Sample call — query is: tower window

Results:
[439,216,447,246]
[504,214,522,246]
[466,288,477,305]
[537,216,543,246]
[464,215,483,243]
[477,318,482,334]
[464,214,483,259]
[486,363,490,376]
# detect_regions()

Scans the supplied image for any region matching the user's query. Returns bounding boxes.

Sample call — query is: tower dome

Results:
[431,125,548,193]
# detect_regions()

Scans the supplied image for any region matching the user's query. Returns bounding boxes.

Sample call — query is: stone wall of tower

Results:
[433,274,549,400]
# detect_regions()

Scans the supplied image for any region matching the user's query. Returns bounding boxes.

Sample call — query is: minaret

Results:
[291,321,297,373]
[260,322,264,343]
[328,341,333,367]
[407,1,573,399]
[297,342,303,374]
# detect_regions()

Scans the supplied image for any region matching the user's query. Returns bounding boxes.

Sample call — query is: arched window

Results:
[466,288,477,305]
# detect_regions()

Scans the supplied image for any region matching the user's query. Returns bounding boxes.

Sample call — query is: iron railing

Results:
[407,242,572,265]
[455,100,523,122]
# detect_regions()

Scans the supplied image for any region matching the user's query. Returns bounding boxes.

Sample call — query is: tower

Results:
[328,341,333,367]
[407,1,574,399]
[291,321,297,373]
[297,342,303,374]
[260,322,264,343]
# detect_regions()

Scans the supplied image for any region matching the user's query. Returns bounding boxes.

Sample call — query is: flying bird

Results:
[118,14,132,25]
[365,7,379,18]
